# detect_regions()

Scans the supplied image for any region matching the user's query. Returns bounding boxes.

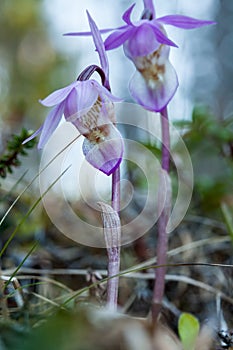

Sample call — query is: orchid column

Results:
[101,0,215,321]
[24,13,123,311]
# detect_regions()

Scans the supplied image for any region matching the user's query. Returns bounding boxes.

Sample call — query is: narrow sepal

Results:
[87,11,110,83]
[143,0,156,18]
[157,15,216,29]
[38,102,65,148]
[122,4,136,25]
[104,27,132,51]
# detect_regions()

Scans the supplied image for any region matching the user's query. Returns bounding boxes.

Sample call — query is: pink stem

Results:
[106,246,120,311]
[106,167,121,311]
[112,167,120,213]
[160,108,170,173]
[152,107,170,321]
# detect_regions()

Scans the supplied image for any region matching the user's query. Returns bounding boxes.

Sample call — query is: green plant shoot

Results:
[178,312,200,350]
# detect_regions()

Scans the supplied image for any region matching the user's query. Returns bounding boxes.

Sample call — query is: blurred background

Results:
[0,0,226,136]
[0,0,228,194]
[1,0,233,258]
[1,0,232,236]
[0,0,233,330]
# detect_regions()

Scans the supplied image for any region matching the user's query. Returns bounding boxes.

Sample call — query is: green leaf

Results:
[178,312,200,350]
[0,128,37,180]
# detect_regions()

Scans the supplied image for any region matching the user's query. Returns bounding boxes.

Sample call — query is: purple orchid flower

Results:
[104,1,215,112]
[66,1,215,112]
[125,43,179,112]
[103,1,215,56]
[24,12,123,176]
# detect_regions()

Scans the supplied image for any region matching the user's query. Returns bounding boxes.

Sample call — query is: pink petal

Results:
[129,60,178,112]
[38,102,65,148]
[104,27,132,51]
[150,22,178,47]
[86,11,109,81]
[157,15,216,29]
[64,81,121,127]
[40,82,77,107]
[130,44,170,70]
[72,99,115,135]
[63,88,78,121]
[64,81,98,122]
[122,4,136,25]
[82,125,123,176]
[124,24,160,57]
[78,81,102,108]
[64,28,117,36]
[92,81,122,103]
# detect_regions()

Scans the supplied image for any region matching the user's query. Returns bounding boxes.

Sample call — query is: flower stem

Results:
[105,167,121,311]
[106,245,120,311]
[160,108,170,173]
[112,167,120,213]
[152,107,171,322]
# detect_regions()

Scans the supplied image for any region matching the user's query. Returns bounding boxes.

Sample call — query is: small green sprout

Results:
[178,312,200,350]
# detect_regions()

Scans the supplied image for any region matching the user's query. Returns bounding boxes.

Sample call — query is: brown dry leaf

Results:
[151,322,182,350]
[90,308,182,350]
